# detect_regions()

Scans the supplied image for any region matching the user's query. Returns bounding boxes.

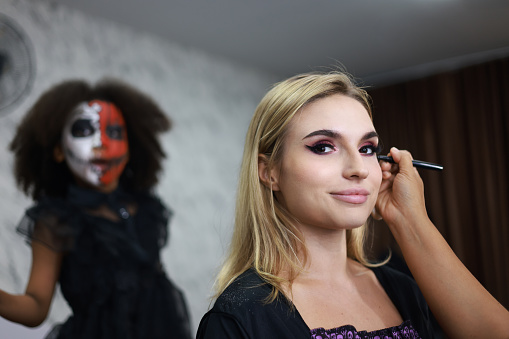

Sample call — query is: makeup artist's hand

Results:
[375,149,509,338]
[375,147,429,228]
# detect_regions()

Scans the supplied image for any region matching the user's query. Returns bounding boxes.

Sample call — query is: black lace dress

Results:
[17,185,191,339]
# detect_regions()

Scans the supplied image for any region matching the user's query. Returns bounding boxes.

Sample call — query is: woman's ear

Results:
[258,154,280,191]
[53,144,65,163]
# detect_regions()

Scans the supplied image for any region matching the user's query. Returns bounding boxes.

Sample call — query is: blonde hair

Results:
[215,71,380,301]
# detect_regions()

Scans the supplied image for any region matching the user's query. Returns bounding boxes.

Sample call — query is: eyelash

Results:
[306,142,335,154]
[360,143,382,156]
[306,142,382,156]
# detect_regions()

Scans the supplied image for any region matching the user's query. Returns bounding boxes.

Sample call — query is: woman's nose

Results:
[342,152,369,179]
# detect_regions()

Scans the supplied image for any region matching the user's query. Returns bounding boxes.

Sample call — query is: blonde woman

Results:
[197,72,509,338]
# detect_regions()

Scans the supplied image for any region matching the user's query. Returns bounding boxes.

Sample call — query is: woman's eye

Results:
[71,119,95,138]
[306,143,335,154]
[359,144,381,155]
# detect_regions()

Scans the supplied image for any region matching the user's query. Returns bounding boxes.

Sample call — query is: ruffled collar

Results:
[67,184,131,209]
[66,184,149,261]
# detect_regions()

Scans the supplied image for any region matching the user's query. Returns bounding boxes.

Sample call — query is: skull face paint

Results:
[62,100,129,190]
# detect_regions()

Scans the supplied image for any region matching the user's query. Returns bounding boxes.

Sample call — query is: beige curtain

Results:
[367,56,509,309]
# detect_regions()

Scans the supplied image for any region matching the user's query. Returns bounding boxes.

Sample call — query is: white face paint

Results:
[62,100,128,190]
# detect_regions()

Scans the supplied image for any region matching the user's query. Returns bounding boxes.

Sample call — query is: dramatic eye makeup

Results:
[359,143,382,156]
[303,129,381,156]
[306,142,336,154]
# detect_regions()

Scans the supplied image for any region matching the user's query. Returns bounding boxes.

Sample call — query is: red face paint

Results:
[62,100,129,191]
[92,100,129,186]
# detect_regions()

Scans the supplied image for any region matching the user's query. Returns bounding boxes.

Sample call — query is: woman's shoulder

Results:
[199,269,309,338]
[371,263,419,291]
[370,263,424,306]
[212,268,272,314]
[371,264,445,338]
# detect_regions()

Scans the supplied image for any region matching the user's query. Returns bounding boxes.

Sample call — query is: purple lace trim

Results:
[310,320,421,339]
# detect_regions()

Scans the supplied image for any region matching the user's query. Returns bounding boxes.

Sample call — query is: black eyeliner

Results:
[377,155,443,171]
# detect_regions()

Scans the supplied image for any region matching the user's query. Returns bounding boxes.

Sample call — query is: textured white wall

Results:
[0,0,277,337]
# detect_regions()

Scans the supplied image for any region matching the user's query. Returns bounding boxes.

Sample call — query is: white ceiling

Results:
[52,0,509,86]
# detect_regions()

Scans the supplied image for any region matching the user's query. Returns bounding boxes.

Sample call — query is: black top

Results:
[197,266,444,339]
[17,185,191,339]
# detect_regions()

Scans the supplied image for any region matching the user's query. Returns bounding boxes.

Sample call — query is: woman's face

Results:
[61,100,129,192]
[272,94,382,231]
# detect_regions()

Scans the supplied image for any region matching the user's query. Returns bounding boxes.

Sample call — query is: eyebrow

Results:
[303,129,379,141]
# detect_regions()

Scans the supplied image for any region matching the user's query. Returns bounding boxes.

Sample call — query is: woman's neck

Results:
[297,226,352,280]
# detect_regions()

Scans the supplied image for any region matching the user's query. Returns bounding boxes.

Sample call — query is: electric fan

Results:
[0,13,35,116]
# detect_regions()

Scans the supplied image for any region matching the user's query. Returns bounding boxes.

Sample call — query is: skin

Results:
[377,148,509,338]
[56,100,129,193]
[260,93,509,336]
[0,241,62,327]
[269,94,382,232]
[260,94,403,331]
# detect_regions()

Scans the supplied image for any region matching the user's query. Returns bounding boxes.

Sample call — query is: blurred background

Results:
[0,0,508,337]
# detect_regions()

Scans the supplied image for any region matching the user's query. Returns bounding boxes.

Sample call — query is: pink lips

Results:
[331,188,369,204]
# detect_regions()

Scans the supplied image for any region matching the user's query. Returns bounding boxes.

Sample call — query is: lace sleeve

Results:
[16,200,78,252]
